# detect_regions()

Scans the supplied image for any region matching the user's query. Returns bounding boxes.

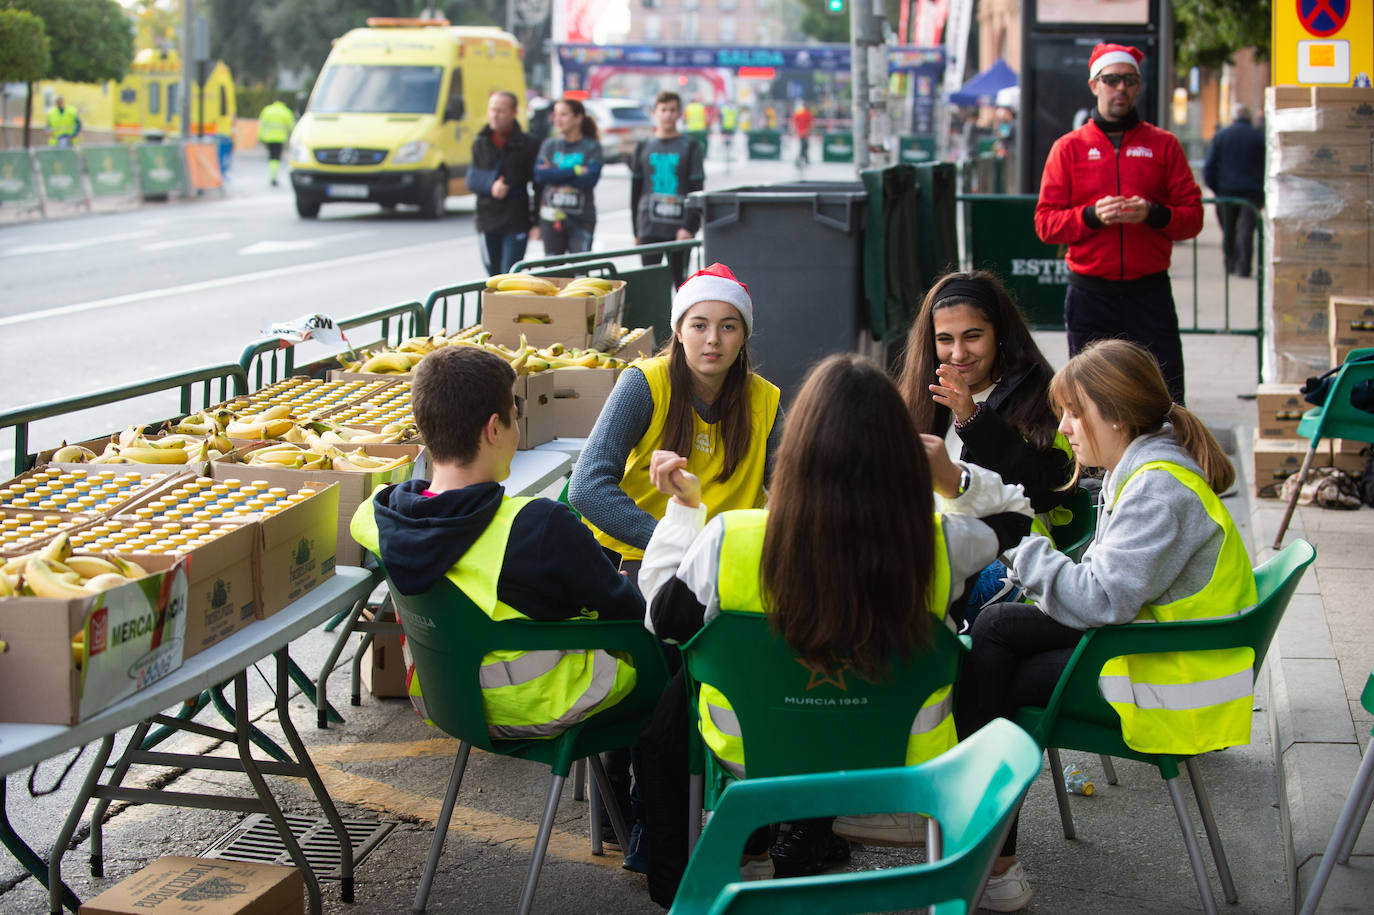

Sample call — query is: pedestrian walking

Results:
[468,90,540,276]
[1034,43,1202,405]
[791,102,813,167]
[629,91,705,286]
[46,95,81,147]
[257,98,296,187]
[1203,103,1265,277]
[534,98,604,255]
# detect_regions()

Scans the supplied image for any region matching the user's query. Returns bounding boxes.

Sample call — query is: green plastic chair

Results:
[1300,669,1374,915]
[1049,485,1098,562]
[1272,347,1374,549]
[1015,539,1316,915]
[376,560,669,915]
[668,718,1041,915]
[681,610,966,847]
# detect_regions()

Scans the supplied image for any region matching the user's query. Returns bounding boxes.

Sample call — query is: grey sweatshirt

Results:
[1004,427,1231,630]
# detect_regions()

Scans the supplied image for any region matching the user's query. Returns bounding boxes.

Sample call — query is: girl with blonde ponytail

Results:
[956,340,1255,909]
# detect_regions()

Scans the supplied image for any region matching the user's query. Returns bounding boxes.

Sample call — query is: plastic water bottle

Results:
[1063,764,1095,796]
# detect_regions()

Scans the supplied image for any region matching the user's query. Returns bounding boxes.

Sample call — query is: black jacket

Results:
[937,362,1076,513]
[1203,117,1265,199]
[369,479,643,622]
[469,125,540,235]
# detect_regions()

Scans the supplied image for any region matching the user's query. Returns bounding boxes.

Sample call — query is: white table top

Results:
[505,448,572,497]
[0,566,376,777]
[533,437,587,465]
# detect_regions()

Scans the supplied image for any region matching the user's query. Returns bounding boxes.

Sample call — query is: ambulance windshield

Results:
[311,65,443,114]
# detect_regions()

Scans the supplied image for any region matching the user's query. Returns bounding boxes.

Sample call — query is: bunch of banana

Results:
[556,276,617,298]
[49,442,99,463]
[86,429,225,465]
[485,273,560,296]
[325,446,413,473]
[171,408,235,436]
[356,350,425,375]
[305,420,416,445]
[242,443,332,471]
[224,404,301,440]
[240,442,412,474]
[0,533,149,600]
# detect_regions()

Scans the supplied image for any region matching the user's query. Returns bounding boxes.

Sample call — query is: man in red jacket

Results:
[1035,44,1201,404]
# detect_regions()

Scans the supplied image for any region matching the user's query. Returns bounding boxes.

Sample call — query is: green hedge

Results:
[236,85,281,119]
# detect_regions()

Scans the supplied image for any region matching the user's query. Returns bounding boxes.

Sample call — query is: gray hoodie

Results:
[1003,427,1230,630]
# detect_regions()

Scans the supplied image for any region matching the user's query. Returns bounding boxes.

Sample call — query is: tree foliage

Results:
[0,0,133,83]
[0,8,49,85]
[207,0,274,85]
[1173,0,1271,71]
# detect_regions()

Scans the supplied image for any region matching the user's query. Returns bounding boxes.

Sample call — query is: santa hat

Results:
[1089,43,1144,80]
[671,263,754,335]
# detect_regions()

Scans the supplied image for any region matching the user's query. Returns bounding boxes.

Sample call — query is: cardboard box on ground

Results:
[1256,383,1308,439]
[77,857,303,915]
[362,627,407,698]
[1252,432,1313,499]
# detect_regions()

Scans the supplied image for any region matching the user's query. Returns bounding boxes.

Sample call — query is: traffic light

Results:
[827,0,844,12]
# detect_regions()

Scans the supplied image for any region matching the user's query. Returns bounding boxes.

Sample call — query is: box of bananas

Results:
[481,273,626,351]
[41,427,231,472]
[0,533,188,724]
[215,376,394,418]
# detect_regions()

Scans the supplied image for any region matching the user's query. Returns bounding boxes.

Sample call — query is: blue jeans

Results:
[479,231,531,276]
[540,220,594,255]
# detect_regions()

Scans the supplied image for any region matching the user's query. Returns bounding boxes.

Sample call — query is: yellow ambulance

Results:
[287,17,526,219]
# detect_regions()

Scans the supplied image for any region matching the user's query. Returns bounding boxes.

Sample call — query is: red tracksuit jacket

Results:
[1035,119,1203,282]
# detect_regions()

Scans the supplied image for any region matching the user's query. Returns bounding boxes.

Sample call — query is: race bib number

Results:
[540,205,565,223]
[651,194,684,220]
[549,187,583,213]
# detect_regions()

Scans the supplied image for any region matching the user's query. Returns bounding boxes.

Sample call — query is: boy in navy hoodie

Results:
[351,345,645,737]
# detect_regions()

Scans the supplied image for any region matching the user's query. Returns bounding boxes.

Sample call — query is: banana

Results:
[0,572,13,598]
[39,532,72,564]
[83,573,131,594]
[485,272,525,290]
[510,349,531,374]
[262,418,297,439]
[117,425,143,449]
[118,445,189,464]
[65,556,123,578]
[367,454,414,473]
[523,358,551,373]
[70,633,83,667]
[359,352,418,374]
[253,404,293,422]
[321,430,349,444]
[300,453,330,472]
[23,558,92,599]
[104,552,148,579]
[225,420,267,439]
[280,423,306,444]
[496,275,559,295]
[564,276,615,293]
[51,442,97,463]
[515,314,553,323]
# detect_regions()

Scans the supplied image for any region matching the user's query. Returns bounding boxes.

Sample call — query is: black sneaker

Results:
[769,820,851,878]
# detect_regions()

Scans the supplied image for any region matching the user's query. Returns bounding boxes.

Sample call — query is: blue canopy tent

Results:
[948,58,1018,107]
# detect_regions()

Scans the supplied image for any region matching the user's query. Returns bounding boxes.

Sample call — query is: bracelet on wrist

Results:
[954,403,983,431]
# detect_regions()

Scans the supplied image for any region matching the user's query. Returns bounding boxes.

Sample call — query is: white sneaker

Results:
[832,813,927,847]
[979,861,1033,912]
[739,853,774,881]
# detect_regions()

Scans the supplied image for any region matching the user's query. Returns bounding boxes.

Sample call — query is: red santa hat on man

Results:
[1088,43,1144,80]
[671,263,754,336]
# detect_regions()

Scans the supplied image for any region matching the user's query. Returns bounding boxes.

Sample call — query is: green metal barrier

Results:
[136,142,186,198]
[237,300,427,391]
[0,149,40,212]
[81,144,138,198]
[822,132,855,163]
[958,192,1264,379]
[0,363,247,476]
[422,280,490,339]
[746,130,783,160]
[898,135,936,165]
[33,148,87,205]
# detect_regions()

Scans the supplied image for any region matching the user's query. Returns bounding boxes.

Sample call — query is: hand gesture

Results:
[929,363,976,425]
[920,434,964,498]
[1093,195,1123,225]
[492,175,510,199]
[649,449,702,508]
[1117,195,1150,224]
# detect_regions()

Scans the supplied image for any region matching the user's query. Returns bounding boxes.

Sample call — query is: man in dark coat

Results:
[1203,104,1265,278]
[469,91,541,275]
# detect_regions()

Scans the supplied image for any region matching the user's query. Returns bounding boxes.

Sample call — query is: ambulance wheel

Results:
[295,193,321,218]
[420,171,447,220]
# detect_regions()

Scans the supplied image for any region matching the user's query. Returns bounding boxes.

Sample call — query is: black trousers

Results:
[639,235,691,288]
[955,601,1084,856]
[1215,195,1261,277]
[1065,281,1186,405]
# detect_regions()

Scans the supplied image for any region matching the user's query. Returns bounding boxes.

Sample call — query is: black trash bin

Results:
[687,182,869,403]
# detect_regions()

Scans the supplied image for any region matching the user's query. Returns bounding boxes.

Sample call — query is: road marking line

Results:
[0,236,465,329]
[141,231,234,252]
[237,229,377,256]
[1,230,158,257]
[314,763,623,868]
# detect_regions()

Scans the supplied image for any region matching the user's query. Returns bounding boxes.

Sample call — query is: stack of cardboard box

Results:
[1263,86,1373,383]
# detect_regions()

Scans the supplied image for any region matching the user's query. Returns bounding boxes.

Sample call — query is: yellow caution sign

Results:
[1273,0,1373,86]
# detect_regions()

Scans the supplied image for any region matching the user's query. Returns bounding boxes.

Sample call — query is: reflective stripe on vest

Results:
[352,491,636,739]
[699,509,956,778]
[588,356,780,561]
[1097,460,1259,755]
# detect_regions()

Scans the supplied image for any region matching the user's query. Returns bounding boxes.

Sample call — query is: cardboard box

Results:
[1334,438,1369,455]
[78,856,303,915]
[212,444,421,567]
[1330,296,1374,348]
[0,554,188,724]
[1266,86,1313,112]
[1267,175,1370,224]
[1,465,186,518]
[1271,222,1370,265]
[177,522,259,658]
[1331,447,1368,481]
[1310,87,1374,132]
[253,483,339,617]
[1252,433,1317,498]
[612,326,656,360]
[1273,345,1333,384]
[515,371,555,450]
[1270,303,1331,349]
[1256,384,1309,439]
[361,629,408,698]
[482,278,626,351]
[0,507,99,557]
[1271,263,1371,323]
[551,367,619,438]
[213,377,394,420]
[1270,132,1373,177]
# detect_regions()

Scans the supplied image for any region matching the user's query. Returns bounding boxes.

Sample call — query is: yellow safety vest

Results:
[352,492,637,739]
[47,106,79,145]
[684,102,708,131]
[1098,460,1258,755]
[700,509,955,778]
[257,102,296,143]
[589,356,780,561]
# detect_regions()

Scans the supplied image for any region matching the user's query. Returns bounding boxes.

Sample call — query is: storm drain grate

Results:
[202,814,395,879]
